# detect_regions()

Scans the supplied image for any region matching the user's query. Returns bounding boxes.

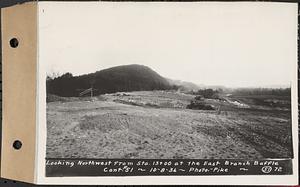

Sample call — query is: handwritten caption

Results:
[46,159,292,176]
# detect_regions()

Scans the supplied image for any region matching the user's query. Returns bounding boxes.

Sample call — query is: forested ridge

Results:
[47,64,174,97]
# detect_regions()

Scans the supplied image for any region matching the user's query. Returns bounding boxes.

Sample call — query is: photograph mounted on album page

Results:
[1,1,298,185]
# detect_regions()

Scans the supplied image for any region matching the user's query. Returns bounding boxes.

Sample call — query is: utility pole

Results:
[90,79,95,98]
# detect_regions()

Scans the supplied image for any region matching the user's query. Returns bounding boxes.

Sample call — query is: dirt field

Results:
[46,91,293,159]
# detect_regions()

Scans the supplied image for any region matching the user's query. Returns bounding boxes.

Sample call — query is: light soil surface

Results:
[46,91,292,159]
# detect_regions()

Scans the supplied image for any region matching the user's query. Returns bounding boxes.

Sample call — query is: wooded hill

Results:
[47,64,175,97]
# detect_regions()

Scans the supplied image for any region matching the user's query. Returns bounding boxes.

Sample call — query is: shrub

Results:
[186,100,215,110]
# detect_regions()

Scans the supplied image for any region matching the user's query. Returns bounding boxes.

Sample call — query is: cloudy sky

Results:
[39,2,297,88]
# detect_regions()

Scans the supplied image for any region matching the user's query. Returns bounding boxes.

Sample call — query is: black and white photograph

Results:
[39,2,297,180]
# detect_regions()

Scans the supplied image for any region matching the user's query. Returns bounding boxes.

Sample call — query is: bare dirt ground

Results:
[46,91,292,159]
